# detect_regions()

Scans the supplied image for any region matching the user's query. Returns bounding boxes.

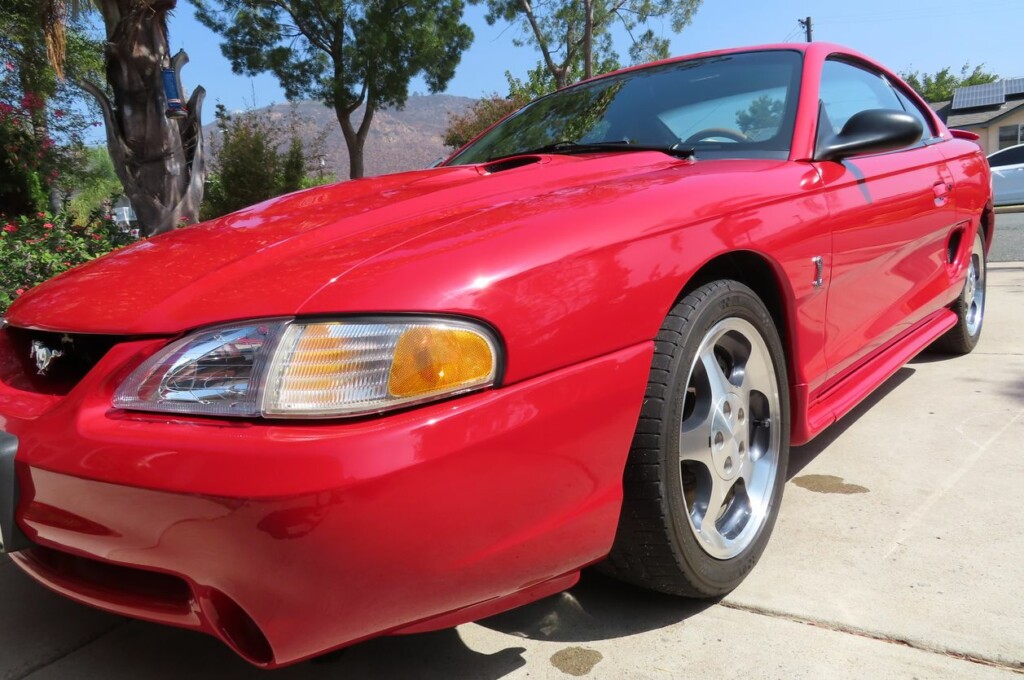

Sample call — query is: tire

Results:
[601,280,790,598]
[933,231,986,355]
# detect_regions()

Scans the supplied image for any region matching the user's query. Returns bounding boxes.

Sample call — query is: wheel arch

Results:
[674,250,796,385]
[980,202,994,253]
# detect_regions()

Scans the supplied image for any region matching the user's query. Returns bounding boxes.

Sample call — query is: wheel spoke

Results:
[679,410,714,468]
[698,345,732,403]
[738,341,774,405]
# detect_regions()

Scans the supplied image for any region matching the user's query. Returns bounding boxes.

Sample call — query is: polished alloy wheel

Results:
[965,236,985,337]
[678,317,781,560]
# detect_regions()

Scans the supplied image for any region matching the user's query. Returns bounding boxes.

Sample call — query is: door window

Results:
[819,59,904,135]
[892,85,936,139]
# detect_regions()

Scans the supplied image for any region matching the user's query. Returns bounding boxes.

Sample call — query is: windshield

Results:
[447,50,804,165]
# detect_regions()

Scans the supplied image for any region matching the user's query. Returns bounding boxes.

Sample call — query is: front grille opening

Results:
[23,545,193,616]
[0,326,121,395]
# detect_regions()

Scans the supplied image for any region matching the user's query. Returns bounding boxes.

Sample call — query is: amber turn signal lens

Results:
[261,318,498,417]
[388,326,495,398]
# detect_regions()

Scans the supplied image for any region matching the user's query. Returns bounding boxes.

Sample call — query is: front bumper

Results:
[1,340,652,667]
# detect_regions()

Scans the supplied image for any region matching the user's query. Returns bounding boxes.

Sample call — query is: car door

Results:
[988,145,1024,206]
[814,58,960,383]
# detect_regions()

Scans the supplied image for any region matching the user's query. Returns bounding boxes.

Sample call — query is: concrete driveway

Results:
[3,265,1023,680]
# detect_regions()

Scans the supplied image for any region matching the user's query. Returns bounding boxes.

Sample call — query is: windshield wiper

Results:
[487,140,695,163]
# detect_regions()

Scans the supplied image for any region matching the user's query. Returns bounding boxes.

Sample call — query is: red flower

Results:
[42,222,53,229]
[15,288,25,296]
[62,261,71,267]
[90,233,102,240]
[36,212,46,218]
[2,224,16,233]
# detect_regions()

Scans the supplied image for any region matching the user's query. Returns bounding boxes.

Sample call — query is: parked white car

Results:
[988,143,1024,206]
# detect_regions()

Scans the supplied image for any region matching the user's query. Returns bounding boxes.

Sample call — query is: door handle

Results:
[933,181,950,205]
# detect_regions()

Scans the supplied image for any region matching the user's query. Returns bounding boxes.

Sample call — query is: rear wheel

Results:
[933,231,986,355]
[602,280,790,597]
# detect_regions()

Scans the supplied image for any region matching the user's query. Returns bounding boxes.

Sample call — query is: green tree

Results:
[279,135,306,194]
[481,0,703,91]
[443,92,531,149]
[900,63,998,103]
[1,1,104,213]
[40,0,209,236]
[202,104,330,219]
[202,104,283,219]
[67,146,122,223]
[736,95,784,139]
[193,0,475,180]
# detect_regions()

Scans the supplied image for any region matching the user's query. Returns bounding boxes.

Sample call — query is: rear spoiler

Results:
[950,129,980,141]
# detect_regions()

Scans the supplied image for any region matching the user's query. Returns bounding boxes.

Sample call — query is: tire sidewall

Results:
[661,283,791,592]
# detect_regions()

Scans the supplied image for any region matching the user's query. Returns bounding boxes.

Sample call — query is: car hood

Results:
[6,153,786,335]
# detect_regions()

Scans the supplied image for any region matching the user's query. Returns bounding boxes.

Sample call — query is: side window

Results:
[819,59,903,135]
[990,146,1024,167]
[892,85,936,139]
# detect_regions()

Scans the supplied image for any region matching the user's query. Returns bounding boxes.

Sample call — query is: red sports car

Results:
[0,42,992,667]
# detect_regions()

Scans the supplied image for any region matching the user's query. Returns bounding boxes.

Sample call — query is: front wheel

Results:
[602,280,790,597]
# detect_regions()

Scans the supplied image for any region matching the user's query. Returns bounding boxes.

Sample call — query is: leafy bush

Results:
[0,207,135,314]
[0,94,56,216]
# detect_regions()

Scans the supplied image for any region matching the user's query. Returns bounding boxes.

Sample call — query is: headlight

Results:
[113,317,500,418]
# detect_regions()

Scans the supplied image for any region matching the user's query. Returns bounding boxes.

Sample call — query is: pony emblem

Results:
[30,340,63,376]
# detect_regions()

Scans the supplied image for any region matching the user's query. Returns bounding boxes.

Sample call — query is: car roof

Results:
[573,41,874,86]
[989,143,1024,158]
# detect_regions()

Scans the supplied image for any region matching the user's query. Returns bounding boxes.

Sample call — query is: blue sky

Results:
[167,0,1022,111]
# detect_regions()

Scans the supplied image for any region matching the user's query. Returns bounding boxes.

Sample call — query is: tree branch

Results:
[521,0,560,82]
[77,77,136,192]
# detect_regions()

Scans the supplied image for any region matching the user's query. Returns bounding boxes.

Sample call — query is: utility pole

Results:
[799,16,813,42]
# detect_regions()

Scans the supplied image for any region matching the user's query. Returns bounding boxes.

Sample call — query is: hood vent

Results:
[482,156,541,174]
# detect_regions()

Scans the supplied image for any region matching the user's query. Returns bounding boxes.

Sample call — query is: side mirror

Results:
[816,109,923,162]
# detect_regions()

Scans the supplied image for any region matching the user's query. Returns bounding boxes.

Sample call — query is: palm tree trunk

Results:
[79,0,206,235]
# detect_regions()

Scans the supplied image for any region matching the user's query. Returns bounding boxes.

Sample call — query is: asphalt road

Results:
[991,210,1024,261]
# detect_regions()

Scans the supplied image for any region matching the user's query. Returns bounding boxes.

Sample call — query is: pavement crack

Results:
[13,619,129,680]
[718,601,1024,674]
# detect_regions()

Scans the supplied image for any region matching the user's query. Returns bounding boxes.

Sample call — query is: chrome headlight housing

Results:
[113,317,500,418]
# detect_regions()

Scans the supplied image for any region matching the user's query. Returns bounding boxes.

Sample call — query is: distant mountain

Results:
[202,94,476,180]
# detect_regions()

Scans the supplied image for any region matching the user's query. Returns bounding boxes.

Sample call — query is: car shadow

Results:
[476,569,717,643]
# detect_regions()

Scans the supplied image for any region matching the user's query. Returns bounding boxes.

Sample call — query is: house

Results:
[931,78,1024,155]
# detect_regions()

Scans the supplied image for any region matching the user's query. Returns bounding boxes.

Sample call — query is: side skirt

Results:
[794,309,957,444]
